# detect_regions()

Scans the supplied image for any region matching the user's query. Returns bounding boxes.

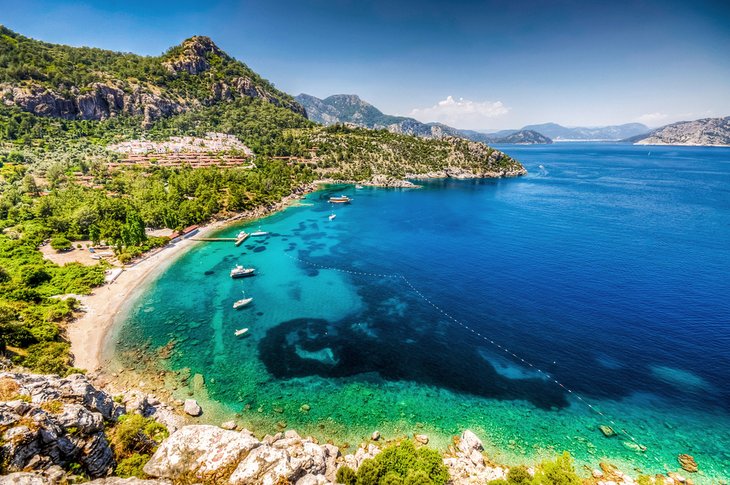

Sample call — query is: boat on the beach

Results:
[234,328,249,336]
[233,296,253,309]
[329,213,336,221]
[328,195,352,204]
[230,265,255,278]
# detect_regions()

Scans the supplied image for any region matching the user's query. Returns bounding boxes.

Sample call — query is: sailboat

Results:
[233,292,253,309]
[329,213,336,221]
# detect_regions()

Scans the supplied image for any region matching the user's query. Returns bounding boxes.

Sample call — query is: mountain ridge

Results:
[296,93,552,144]
[624,116,730,146]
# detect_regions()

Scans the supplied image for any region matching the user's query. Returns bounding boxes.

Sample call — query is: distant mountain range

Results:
[296,94,552,144]
[497,122,651,141]
[624,117,730,146]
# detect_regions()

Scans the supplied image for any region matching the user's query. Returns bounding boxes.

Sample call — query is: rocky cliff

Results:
[0,29,305,126]
[627,116,730,146]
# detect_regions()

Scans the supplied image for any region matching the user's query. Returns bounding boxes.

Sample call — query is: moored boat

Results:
[230,265,255,278]
[328,195,352,203]
[233,297,253,309]
[251,229,269,236]
[234,328,249,336]
[329,213,336,221]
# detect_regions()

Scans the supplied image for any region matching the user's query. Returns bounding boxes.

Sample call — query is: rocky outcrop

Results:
[0,83,183,127]
[629,116,730,146]
[0,373,123,478]
[444,430,508,484]
[163,36,225,75]
[143,426,340,484]
[211,77,306,117]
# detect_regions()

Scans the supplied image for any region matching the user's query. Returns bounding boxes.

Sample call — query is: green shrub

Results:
[110,414,168,459]
[21,265,51,287]
[50,236,72,251]
[22,341,70,374]
[532,452,581,485]
[336,465,357,485]
[115,453,150,478]
[345,441,449,485]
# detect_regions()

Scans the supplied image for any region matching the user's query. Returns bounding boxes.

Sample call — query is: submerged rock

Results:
[599,425,617,437]
[678,454,698,473]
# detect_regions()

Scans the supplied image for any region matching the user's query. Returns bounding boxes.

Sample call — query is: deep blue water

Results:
[115,144,730,479]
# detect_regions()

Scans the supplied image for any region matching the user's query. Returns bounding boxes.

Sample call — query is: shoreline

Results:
[68,182,320,372]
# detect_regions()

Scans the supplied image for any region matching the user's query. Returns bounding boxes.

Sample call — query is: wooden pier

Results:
[190,233,250,246]
[190,237,238,242]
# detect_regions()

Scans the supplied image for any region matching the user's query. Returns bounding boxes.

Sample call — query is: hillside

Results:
[296,93,552,144]
[625,116,730,146]
[520,122,650,141]
[0,28,524,376]
[0,26,305,126]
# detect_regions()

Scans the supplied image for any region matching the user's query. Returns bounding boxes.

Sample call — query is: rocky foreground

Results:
[0,373,700,484]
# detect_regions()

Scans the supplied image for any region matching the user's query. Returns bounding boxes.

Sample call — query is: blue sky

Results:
[1,0,729,130]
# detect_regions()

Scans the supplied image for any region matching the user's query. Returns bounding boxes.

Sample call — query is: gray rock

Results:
[221,420,237,430]
[143,425,260,479]
[414,434,429,445]
[371,431,380,441]
[458,430,484,455]
[229,444,293,485]
[183,399,202,417]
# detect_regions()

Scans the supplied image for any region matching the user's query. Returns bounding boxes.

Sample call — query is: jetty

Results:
[190,231,250,246]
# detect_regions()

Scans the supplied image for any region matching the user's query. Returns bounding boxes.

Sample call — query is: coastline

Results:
[68,182,319,372]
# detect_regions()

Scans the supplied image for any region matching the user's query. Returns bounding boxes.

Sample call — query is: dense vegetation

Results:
[109,414,168,478]
[336,441,450,485]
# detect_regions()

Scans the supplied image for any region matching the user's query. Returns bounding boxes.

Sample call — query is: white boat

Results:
[230,265,255,278]
[251,229,269,237]
[234,328,249,336]
[237,231,248,239]
[355,184,364,189]
[328,213,336,221]
[233,297,253,309]
[328,195,352,203]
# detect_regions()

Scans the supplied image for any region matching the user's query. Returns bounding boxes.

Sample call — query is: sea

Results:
[109,143,730,481]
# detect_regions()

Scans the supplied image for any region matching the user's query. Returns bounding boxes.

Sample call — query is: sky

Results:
[1,0,729,130]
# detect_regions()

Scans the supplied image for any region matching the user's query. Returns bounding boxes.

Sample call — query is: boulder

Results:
[183,399,202,417]
[221,420,237,430]
[458,430,484,455]
[371,431,380,441]
[143,425,260,480]
[228,444,294,485]
[414,434,429,445]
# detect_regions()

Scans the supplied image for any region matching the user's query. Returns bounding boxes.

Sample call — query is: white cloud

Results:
[636,112,669,125]
[409,96,509,129]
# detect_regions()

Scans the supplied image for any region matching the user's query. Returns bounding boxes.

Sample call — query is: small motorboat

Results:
[328,195,352,204]
[233,297,253,309]
[234,328,249,336]
[355,184,364,189]
[251,229,269,237]
[328,213,336,221]
[230,265,255,278]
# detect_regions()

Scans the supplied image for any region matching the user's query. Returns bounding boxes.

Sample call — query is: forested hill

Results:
[0,26,305,126]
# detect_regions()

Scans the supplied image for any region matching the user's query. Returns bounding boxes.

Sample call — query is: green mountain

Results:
[0,26,304,126]
[296,93,552,144]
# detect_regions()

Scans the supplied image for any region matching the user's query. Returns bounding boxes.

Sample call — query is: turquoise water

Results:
[112,144,730,481]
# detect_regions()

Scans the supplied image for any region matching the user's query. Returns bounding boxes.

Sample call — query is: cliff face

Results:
[0,30,306,126]
[629,116,730,146]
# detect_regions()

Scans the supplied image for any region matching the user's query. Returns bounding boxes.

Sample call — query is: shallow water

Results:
[113,144,730,481]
